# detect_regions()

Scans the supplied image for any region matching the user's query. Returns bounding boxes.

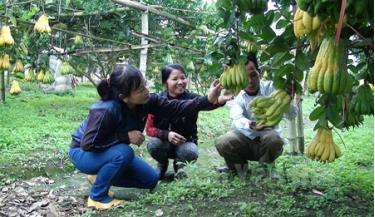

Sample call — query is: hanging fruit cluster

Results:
[307,38,353,94]
[60,62,75,75]
[34,14,52,33]
[249,89,292,127]
[243,40,258,53]
[306,128,341,162]
[340,95,364,129]
[13,60,25,79]
[293,8,321,39]
[296,0,372,23]
[9,80,21,95]
[42,69,55,84]
[0,26,15,46]
[0,54,10,71]
[349,84,374,116]
[219,63,249,95]
[73,35,83,45]
[237,0,268,15]
[25,68,35,82]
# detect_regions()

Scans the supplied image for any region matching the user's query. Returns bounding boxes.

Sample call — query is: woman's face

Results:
[124,79,150,105]
[165,69,187,97]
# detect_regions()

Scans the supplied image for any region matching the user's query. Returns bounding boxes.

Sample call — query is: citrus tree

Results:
[209,0,373,162]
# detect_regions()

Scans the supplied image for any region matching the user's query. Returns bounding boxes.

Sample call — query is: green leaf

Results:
[276,20,289,29]
[264,36,289,54]
[294,82,303,94]
[313,122,321,131]
[295,50,311,71]
[275,64,294,77]
[264,11,275,26]
[207,63,222,73]
[248,14,266,27]
[294,68,304,82]
[239,31,256,42]
[260,26,276,41]
[317,115,327,128]
[271,52,293,67]
[273,76,286,89]
[309,106,325,121]
[9,15,17,26]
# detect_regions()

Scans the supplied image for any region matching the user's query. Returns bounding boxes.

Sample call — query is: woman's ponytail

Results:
[97,79,113,100]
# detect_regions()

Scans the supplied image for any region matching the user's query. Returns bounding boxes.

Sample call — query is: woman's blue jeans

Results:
[69,143,159,202]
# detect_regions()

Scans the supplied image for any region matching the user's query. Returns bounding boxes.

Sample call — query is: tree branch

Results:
[346,23,374,49]
[111,0,195,28]
[53,7,130,18]
[50,43,164,56]
[131,31,204,54]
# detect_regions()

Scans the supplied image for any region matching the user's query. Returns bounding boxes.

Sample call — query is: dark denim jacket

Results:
[71,93,212,151]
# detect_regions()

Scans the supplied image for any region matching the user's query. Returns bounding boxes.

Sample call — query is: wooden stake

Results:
[287,117,298,154]
[296,96,305,153]
[1,71,5,102]
[139,11,149,78]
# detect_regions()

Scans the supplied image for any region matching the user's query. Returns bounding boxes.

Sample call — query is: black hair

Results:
[245,52,260,71]
[161,64,186,84]
[97,64,144,101]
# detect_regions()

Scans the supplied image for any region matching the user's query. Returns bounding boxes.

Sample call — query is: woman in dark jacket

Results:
[146,64,232,179]
[69,64,223,209]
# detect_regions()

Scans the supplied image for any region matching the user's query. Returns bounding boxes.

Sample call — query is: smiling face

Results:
[245,61,261,95]
[165,69,187,97]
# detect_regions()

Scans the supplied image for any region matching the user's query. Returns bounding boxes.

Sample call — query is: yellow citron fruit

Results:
[14,59,24,73]
[74,35,83,45]
[37,70,45,82]
[0,54,10,70]
[34,14,52,33]
[9,80,22,95]
[0,26,15,46]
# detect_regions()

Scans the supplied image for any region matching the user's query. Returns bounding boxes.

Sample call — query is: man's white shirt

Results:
[229,80,298,140]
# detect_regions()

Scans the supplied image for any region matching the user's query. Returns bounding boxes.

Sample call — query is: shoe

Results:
[234,163,248,180]
[175,169,187,179]
[157,162,169,180]
[87,175,115,197]
[260,163,279,180]
[216,166,231,173]
[87,197,122,210]
[173,161,187,179]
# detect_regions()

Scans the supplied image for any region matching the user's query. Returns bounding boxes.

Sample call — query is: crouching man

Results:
[215,52,297,178]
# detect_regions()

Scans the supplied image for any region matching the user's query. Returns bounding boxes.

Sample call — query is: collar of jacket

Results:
[161,90,190,100]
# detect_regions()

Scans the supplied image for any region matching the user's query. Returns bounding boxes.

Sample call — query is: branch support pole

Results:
[139,11,149,78]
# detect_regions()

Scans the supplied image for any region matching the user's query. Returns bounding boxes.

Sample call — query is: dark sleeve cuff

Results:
[161,130,170,140]
[117,131,130,144]
[197,96,213,110]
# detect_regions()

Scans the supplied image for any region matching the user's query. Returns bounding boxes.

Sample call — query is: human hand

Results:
[168,131,187,145]
[128,130,145,146]
[218,89,235,104]
[207,79,223,103]
[249,120,273,131]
